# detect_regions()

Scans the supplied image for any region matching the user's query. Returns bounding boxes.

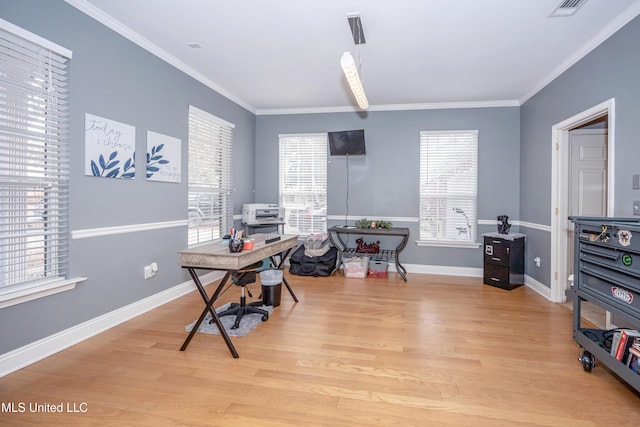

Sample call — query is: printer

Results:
[242,203,285,226]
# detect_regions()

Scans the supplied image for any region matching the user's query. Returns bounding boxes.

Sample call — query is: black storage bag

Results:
[289,245,337,276]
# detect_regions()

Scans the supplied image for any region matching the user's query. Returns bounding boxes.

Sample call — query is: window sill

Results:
[0,277,87,309]
[416,240,481,249]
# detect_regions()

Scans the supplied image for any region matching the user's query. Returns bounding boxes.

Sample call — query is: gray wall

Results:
[520,14,640,286]
[255,107,521,267]
[0,0,256,353]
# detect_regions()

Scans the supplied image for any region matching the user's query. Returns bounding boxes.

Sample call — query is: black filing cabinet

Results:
[483,233,525,290]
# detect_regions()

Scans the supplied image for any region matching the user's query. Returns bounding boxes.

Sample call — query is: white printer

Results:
[241,203,285,226]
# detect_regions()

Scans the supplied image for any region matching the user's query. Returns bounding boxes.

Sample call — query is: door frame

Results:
[550,98,615,303]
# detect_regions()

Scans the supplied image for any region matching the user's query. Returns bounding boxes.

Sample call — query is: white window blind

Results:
[0,25,70,290]
[419,131,478,243]
[279,134,327,235]
[188,106,234,245]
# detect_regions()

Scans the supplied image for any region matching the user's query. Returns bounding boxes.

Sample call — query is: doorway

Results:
[550,99,615,306]
[566,125,608,280]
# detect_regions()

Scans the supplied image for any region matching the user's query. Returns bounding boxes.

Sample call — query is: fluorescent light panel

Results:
[340,51,369,110]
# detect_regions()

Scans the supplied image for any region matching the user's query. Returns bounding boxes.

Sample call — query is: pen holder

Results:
[229,238,244,253]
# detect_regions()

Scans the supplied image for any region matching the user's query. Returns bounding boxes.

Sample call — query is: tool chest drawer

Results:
[575,219,640,319]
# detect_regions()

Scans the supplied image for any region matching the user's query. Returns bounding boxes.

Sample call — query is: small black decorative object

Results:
[497,215,511,235]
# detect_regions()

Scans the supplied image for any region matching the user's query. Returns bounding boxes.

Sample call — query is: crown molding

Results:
[520,1,640,104]
[256,100,520,116]
[66,0,640,116]
[64,0,255,113]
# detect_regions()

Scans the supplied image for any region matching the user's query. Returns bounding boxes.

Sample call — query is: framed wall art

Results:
[146,131,182,183]
[84,113,136,179]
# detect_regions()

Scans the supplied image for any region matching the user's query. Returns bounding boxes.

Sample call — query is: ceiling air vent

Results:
[347,14,366,45]
[550,0,588,17]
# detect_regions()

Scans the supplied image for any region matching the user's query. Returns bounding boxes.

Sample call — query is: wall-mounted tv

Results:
[328,129,366,156]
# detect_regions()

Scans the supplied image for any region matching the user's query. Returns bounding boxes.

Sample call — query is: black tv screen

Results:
[328,129,366,156]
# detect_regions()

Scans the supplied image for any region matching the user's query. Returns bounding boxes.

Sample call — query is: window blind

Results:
[279,134,327,235]
[419,131,478,243]
[0,25,70,289]
[187,106,234,245]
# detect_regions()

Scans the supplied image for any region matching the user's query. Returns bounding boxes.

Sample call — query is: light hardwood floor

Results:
[1,272,639,426]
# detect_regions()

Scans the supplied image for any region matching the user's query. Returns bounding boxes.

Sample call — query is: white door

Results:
[566,128,608,287]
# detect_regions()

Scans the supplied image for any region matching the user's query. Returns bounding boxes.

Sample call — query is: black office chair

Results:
[213,260,269,329]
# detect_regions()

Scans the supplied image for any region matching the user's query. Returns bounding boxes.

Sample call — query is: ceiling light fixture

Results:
[341,14,368,110]
[340,52,368,109]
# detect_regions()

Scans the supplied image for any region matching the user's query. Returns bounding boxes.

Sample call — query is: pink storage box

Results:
[344,256,369,278]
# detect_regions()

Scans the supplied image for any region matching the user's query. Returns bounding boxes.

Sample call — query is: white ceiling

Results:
[66,0,640,114]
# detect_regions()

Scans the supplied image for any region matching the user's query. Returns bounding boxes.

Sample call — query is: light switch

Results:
[634,174,640,189]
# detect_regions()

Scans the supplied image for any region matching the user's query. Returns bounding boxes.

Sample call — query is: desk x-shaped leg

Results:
[180,268,239,358]
[270,247,298,303]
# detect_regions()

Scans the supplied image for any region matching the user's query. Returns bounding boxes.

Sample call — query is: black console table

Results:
[328,226,410,281]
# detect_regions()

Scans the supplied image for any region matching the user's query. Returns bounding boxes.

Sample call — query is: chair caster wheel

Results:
[262,314,268,321]
[579,350,595,372]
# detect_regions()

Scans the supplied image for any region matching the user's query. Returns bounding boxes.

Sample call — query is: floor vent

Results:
[550,0,588,17]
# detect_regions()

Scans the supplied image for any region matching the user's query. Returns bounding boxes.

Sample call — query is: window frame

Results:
[187,105,234,246]
[417,130,479,248]
[278,133,328,236]
[0,19,84,308]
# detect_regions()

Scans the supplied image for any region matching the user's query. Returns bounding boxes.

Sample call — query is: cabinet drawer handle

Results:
[490,277,501,282]
[492,257,501,262]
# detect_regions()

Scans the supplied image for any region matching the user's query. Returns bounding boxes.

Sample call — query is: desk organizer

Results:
[229,239,244,253]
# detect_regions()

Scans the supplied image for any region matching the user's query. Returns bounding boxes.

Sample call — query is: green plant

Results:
[355,218,393,229]
[376,220,393,229]
[355,218,370,228]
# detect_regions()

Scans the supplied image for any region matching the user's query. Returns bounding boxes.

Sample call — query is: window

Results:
[0,23,71,294]
[279,134,327,235]
[188,106,234,245]
[419,131,478,245]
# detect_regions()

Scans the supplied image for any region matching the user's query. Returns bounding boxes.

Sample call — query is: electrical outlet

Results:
[144,262,158,279]
[534,256,541,267]
[634,201,640,216]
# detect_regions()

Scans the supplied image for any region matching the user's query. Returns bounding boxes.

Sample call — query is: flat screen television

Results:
[328,129,366,156]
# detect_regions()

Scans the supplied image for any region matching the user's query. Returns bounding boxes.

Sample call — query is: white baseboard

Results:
[525,274,552,300]
[400,263,483,278]
[0,271,224,378]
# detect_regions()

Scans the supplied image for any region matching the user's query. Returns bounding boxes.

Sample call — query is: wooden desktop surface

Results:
[179,234,299,270]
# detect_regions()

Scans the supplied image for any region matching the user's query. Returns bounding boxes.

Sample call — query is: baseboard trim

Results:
[0,271,224,378]
[525,274,552,300]
[400,263,483,278]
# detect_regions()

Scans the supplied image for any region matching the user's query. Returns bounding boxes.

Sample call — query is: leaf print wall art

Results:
[146,131,181,183]
[84,113,136,179]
